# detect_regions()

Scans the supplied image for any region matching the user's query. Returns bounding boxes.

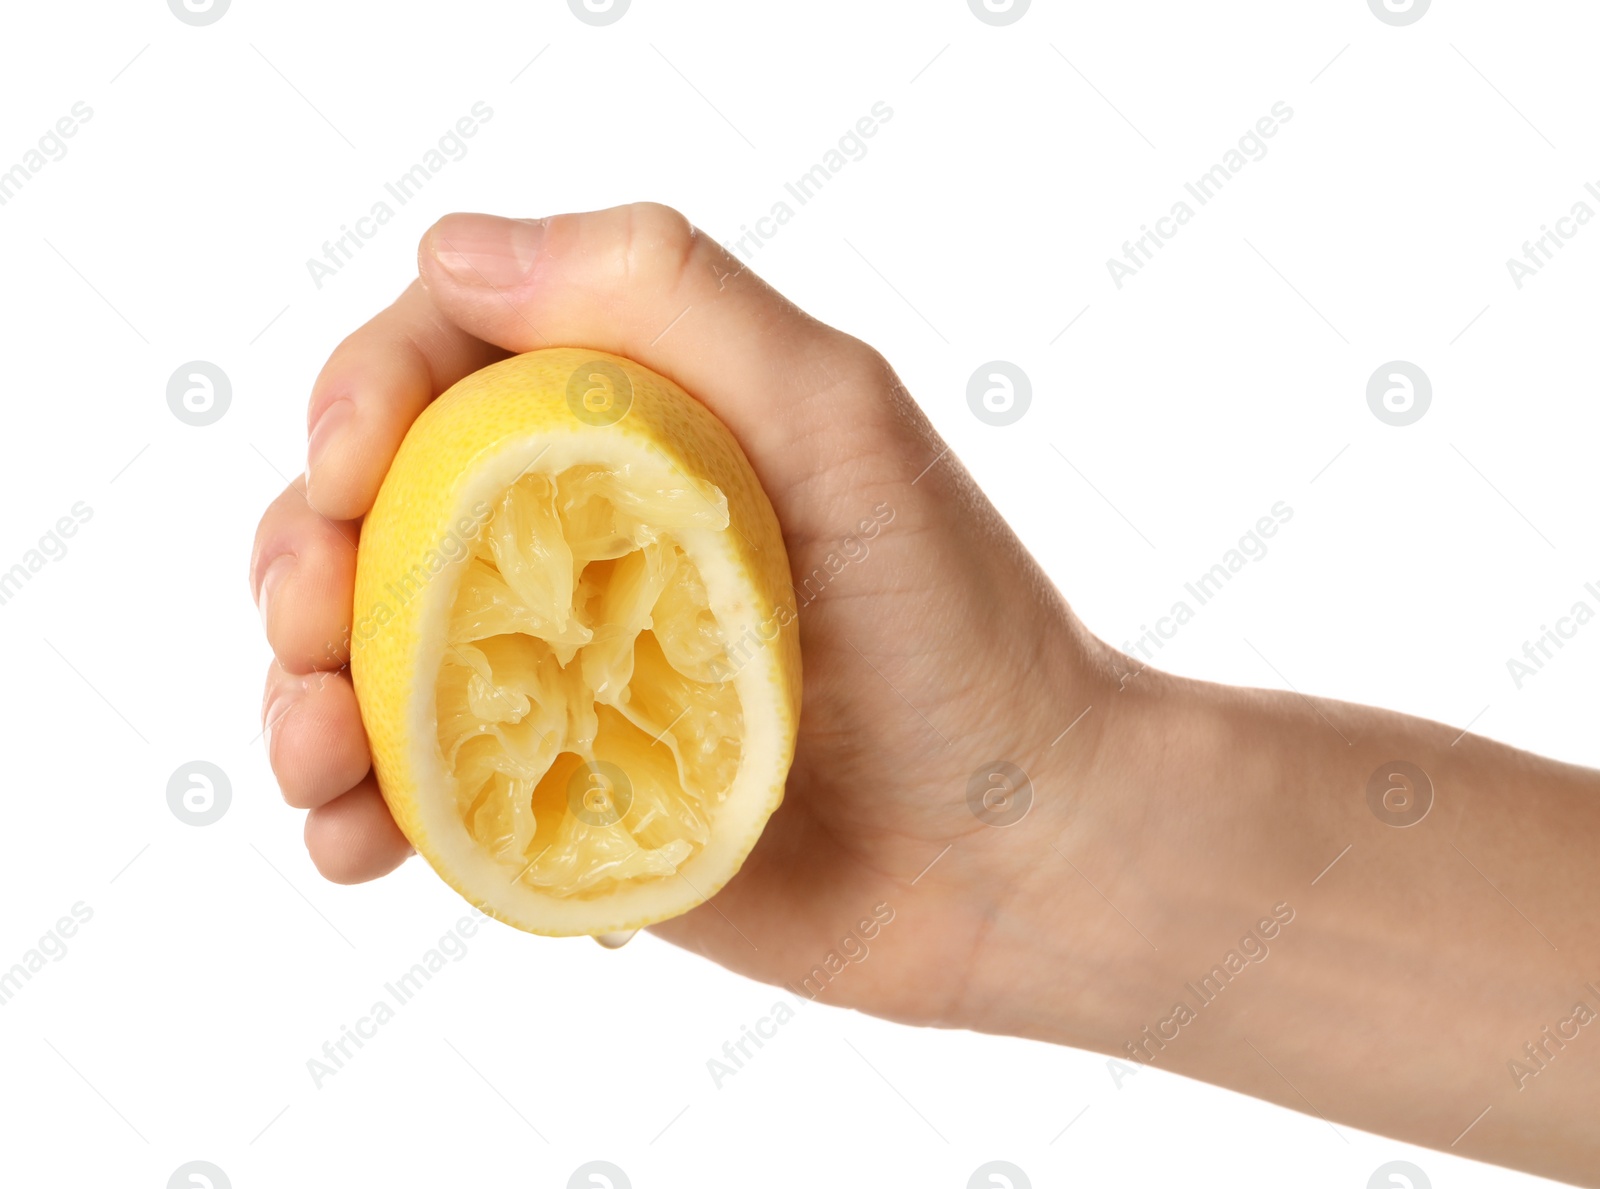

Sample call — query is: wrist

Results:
[951,660,1325,1048]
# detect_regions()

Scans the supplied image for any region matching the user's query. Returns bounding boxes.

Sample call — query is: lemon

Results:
[351,349,800,936]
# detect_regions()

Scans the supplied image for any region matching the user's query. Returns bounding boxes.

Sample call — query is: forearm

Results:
[983,660,1600,1184]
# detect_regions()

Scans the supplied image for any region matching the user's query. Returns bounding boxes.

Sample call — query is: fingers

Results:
[305,280,505,521]
[250,477,359,673]
[262,661,371,809]
[304,778,413,884]
[416,204,900,512]
[261,658,405,884]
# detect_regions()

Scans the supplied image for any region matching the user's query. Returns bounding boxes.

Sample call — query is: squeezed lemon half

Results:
[351,349,800,936]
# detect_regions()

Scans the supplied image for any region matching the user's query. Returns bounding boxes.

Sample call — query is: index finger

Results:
[305,279,505,521]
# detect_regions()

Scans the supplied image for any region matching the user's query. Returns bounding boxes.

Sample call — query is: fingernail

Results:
[258,553,295,631]
[307,397,354,487]
[431,215,544,288]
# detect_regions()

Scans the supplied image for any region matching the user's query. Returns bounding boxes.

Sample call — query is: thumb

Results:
[416,203,903,515]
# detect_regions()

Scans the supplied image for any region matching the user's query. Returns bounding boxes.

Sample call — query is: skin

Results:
[251,203,1600,1185]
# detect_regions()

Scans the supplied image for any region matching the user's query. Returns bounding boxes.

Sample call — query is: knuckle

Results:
[618,201,699,293]
[828,336,893,392]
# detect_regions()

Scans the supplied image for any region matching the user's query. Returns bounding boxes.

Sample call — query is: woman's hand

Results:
[251,202,1600,1185]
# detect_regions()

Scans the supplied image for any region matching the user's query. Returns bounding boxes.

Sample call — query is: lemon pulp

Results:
[440,463,743,898]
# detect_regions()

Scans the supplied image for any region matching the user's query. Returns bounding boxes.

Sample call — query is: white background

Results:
[0,0,1595,1186]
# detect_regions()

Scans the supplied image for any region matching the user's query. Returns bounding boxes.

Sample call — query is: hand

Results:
[253,203,1600,1184]
[251,202,1111,1028]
